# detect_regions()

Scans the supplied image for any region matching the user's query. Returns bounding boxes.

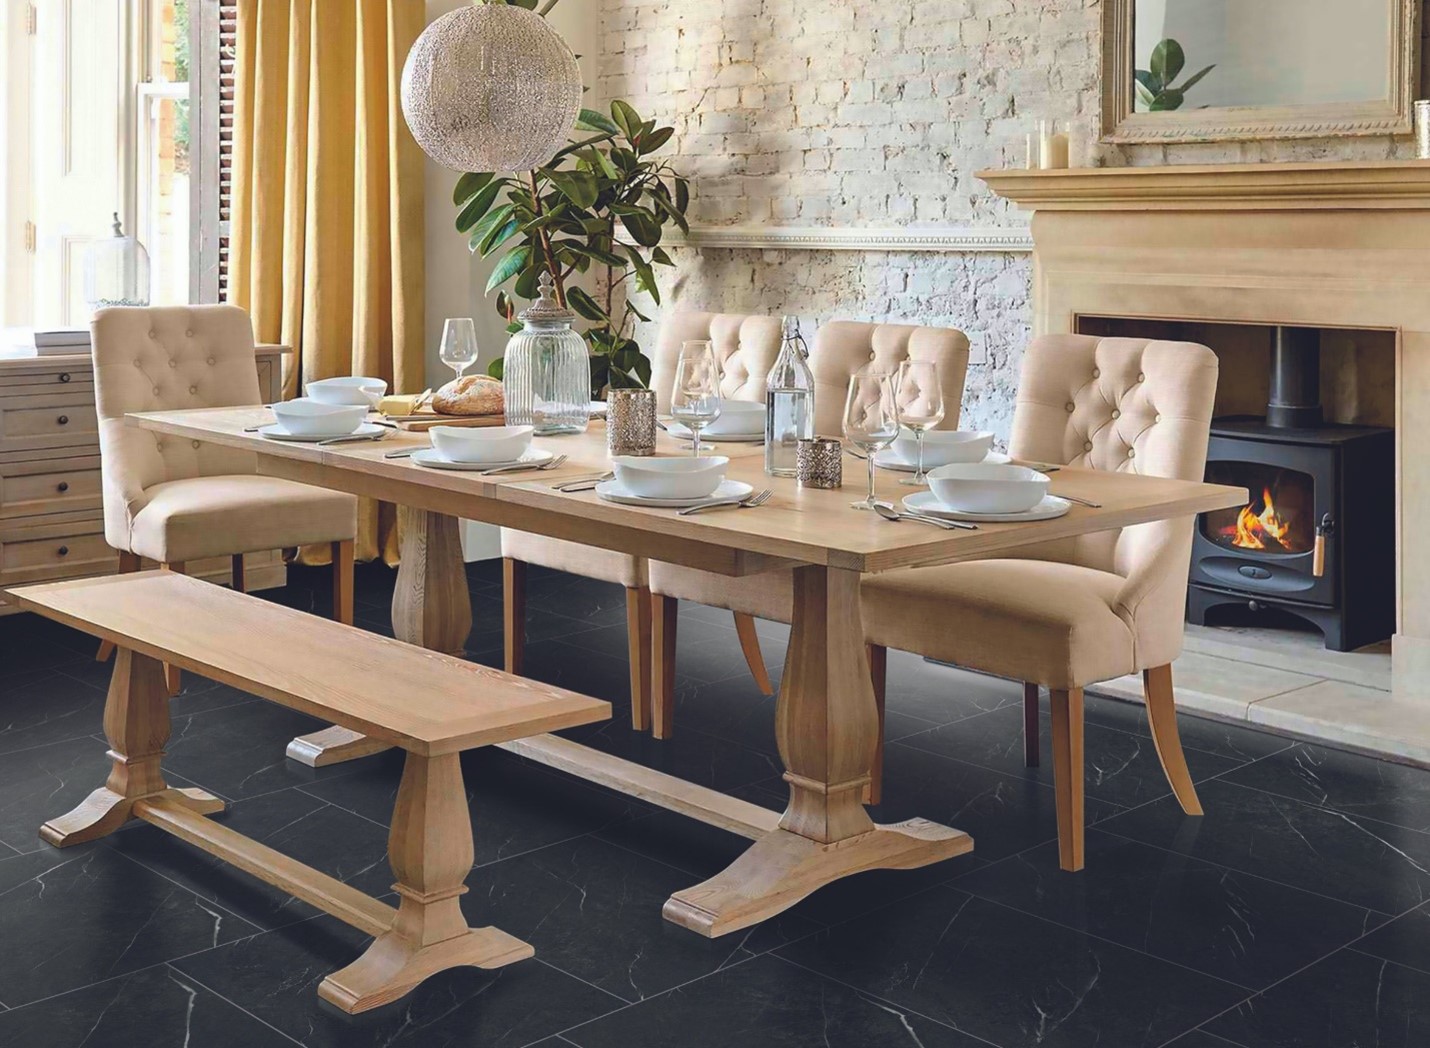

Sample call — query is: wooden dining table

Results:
[127,406,1245,937]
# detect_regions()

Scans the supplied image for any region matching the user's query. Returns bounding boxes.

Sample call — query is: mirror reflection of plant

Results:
[452,98,689,396]
[1135,38,1214,111]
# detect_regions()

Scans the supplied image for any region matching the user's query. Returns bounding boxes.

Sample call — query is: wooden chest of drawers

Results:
[0,345,290,614]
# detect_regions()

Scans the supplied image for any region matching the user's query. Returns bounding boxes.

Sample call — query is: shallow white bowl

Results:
[429,425,533,464]
[611,455,729,500]
[703,400,765,437]
[271,398,367,437]
[928,463,1050,514]
[886,429,994,468]
[305,376,387,407]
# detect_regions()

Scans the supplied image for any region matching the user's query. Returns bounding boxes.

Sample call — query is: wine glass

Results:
[439,318,479,384]
[670,340,722,457]
[895,360,946,486]
[843,368,901,510]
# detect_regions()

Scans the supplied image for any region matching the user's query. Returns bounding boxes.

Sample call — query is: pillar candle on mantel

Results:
[1038,120,1069,170]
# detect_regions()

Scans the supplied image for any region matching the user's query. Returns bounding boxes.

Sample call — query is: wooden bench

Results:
[2,571,610,1014]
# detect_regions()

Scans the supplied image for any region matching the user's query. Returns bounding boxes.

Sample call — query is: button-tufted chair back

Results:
[650,313,783,413]
[809,321,970,436]
[91,305,263,553]
[1010,334,1219,667]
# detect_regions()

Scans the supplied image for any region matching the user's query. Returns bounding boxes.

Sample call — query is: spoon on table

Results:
[871,501,976,531]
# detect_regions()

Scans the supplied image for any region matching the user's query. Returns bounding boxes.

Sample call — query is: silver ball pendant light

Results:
[401,2,583,174]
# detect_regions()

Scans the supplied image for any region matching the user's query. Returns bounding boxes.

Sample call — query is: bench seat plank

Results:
[4,571,609,755]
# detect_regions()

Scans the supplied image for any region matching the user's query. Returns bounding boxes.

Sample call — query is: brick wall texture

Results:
[598,0,1429,439]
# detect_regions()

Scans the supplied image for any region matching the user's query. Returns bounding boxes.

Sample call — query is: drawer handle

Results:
[57,482,70,493]
[58,372,72,383]
[57,546,69,557]
[57,415,69,426]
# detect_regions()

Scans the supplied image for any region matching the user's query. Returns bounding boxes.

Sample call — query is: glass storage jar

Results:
[502,272,590,435]
[83,213,151,312]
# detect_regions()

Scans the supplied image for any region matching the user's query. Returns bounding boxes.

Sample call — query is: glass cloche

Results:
[83,213,151,311]
[502,272,590,435]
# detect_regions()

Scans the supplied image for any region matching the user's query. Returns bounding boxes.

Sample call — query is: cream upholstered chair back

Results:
[649,312,783,413]
[91,305,263,553]
[1009,334,1219,666]
[809,321,970,436]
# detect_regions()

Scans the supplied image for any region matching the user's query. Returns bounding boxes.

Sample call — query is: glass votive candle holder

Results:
[606,388,657,457]
[797,437,843,488]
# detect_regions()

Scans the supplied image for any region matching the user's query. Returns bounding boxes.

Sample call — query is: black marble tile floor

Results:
[1,561,1427,1047]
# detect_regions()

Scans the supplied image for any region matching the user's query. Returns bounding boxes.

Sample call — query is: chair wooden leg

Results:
[652,593,678,739]
[1023,682,1040,767]
[331,539,354,626]
[161,562,185,695]
[230,553,247,593]
[1143,664,1204,816]
[865,643,887,805]
[503,558,526,675]
[96,551,142,662]
[733,612,774,696]
[1049,687,1084,872]
[627,586,653,731]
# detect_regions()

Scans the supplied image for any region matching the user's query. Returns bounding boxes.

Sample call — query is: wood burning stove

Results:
[1187,327,1395,651]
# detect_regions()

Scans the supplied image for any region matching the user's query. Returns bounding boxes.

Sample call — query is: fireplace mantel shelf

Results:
[979,160,1430,211]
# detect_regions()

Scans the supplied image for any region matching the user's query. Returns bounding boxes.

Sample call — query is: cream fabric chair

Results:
[646,320,972,733]
[500,311,783,728]
[92,305,358,689]
[861,334,1220,872]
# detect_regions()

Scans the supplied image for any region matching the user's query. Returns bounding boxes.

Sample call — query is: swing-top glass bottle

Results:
[764,316,815,476]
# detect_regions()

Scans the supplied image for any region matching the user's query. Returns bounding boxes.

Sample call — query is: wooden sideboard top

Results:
[0,343,291,374]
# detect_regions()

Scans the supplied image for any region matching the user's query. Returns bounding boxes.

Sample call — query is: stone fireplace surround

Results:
[982,160,1430,764]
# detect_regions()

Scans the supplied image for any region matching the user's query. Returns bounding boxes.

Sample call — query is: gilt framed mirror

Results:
[1101,0,1421,143]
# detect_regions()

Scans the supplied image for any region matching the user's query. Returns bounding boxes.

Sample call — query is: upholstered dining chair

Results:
[91,305,359,691]
[501,311,783,729]
[645,319,972,734]
[861,334,1220,872]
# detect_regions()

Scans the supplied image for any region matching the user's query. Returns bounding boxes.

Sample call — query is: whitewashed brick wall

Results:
[599,0,1430,440]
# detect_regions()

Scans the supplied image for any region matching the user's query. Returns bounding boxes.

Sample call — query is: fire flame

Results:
[1222,486,1294,551]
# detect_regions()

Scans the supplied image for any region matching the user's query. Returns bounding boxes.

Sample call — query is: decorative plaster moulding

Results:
[655,224,1033,253]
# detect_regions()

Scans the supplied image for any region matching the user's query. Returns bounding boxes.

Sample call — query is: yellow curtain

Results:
[230,0,425,566]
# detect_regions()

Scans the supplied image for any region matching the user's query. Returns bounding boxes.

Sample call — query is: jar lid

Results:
[519,272,576,324]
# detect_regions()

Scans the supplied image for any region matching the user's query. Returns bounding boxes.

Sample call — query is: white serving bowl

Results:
[305,376,388,407]
[703,400,765,437]
[271,398,368,437]
[612,455,729,499]
[429,424,533,464]
[887,429,994,468]
[928,463,1050,514]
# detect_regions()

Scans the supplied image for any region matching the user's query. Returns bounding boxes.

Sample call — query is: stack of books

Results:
[32,329,91,357]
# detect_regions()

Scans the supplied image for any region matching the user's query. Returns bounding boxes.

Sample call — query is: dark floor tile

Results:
[0,964,295,1047]
[872,742,1123,863]
[1078,693,1295,764]
[779,887,1246,1048]
[160,701,339,801]
[904,704,1244,810]
[1354,902,1430,975]
[173,915,625,1048]
[571,719,784,794]
[103,786,391,931]
[1100,779,1430,914]
[461,834,818,1003]
[882,653,1026,727]
[566,954,985,1048]
[1205,948,1430,1047]
[954,829,1389,991]
[302,747,647,868]
[0,670,109,755]
[1220,742,1430,834]
[562,613,759,686]
[0,847,259,1006]
[1165,1033,1250,1048]
[55,655,230,705]
[516,638,640,713]
[524,572,632,628]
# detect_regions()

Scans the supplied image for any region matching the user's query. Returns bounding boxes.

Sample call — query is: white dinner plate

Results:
[409,447,555,471]
[903,490,1071,523]
[663,420,765,443]
[259,422,386,443]
[873,450,1010,473]
[595,478,754,508]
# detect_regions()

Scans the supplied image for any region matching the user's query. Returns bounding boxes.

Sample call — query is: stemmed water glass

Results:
[843,368,901,510]
[670,340,722,457]
[439,318,479,384]
[895,360,946,486]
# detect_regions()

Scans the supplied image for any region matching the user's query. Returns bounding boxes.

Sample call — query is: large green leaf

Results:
[487,356,505,381]
[1179,64,1215,92]
[486,245,532,293]
[575,108,620,135]
[610,100,641,141]
[542,168,599,210]
[455,180,505,233]
[467,202,517,254]
[1134,80,1158,109]
[619,210,662,247]
[1134,68,1161,96]
[514,264,542,299]
[637,126,674,155]
[479,214,523,257]
[453,172,493,207]
[566,286,609,322]
[626,247,659,305]
[1149,38,1184,86]
[675,177,690,215]
[1149,88,1185,111]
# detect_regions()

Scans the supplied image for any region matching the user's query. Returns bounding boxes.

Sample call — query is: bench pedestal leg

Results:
[42,648,223,848]
[318,751,532,1014]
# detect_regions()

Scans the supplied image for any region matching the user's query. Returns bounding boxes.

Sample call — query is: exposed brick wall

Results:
[599,0,1429,439]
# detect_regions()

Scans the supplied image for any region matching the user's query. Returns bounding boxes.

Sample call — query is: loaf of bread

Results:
[432,374,504,416]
